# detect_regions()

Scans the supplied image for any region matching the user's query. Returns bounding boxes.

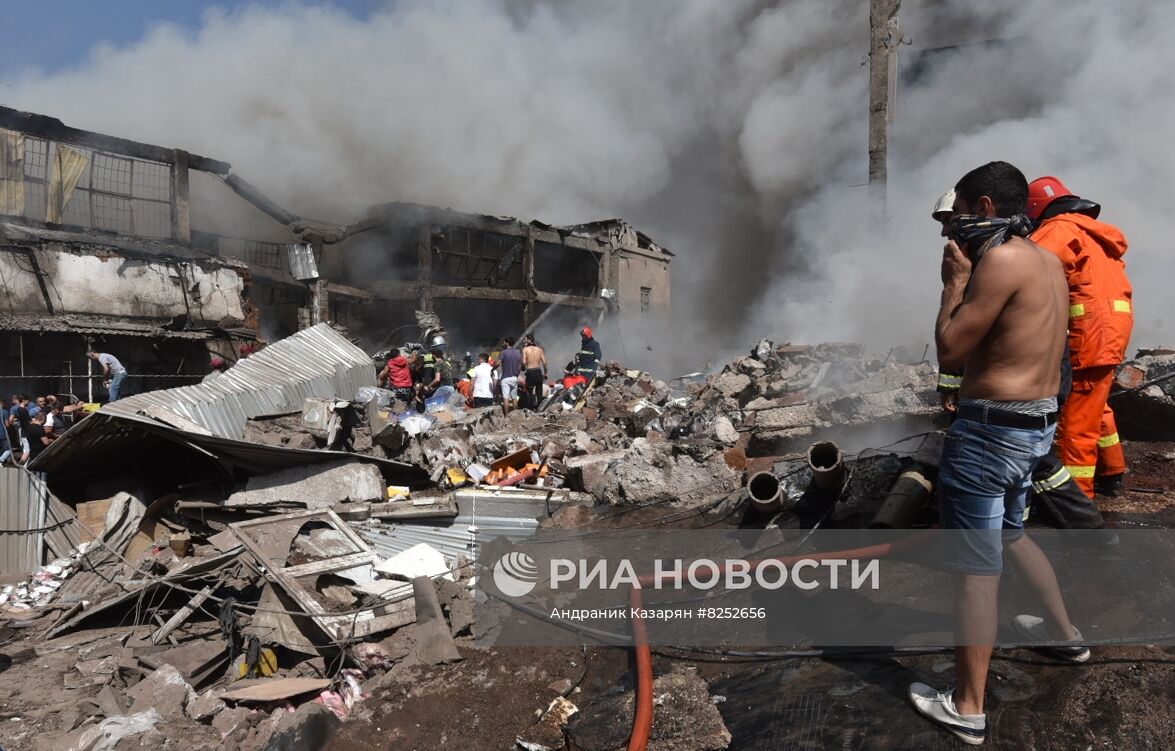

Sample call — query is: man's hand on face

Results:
[941,240,973,288]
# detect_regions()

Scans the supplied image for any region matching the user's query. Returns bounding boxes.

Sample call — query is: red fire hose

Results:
[625,531,934,751]
[627,586,654,751]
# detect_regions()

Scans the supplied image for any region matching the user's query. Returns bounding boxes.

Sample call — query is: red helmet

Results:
[1026,176,1073,221]
[581,326,593,338]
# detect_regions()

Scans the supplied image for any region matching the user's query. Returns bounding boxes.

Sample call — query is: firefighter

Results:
[574,327,602,381]
[1027,176,1132,498]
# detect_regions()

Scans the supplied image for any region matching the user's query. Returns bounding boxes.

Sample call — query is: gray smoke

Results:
[2,0,1171,371]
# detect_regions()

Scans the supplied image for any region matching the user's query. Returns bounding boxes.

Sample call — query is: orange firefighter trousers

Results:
[1058,365,1126,498]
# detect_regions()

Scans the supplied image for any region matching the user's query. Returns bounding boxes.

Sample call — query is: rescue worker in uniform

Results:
[1027,176,1132,498]
[931,189,1105,529]
[413,348,439,411]
[574,327,602,382]
[434,348,455,390]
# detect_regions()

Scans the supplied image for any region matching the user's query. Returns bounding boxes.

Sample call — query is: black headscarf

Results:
[948,213,1034,260]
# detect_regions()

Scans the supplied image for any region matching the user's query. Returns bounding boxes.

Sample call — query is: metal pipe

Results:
[869,469,933,529]
[746,471,782,513]
[807,441,846,491]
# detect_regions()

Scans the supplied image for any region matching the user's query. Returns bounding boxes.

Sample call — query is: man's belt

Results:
[956,404,1058,430]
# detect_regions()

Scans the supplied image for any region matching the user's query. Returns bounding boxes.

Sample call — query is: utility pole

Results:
[868,0,902,211]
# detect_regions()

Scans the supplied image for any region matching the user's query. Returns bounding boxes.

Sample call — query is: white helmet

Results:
[931,189,955,221]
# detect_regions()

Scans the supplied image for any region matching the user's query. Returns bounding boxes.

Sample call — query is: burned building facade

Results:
[0,107,279,399]
[321,203,672,348]
[0,105,673,400]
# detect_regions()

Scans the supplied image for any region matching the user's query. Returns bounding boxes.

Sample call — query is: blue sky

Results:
[0,1,386,75]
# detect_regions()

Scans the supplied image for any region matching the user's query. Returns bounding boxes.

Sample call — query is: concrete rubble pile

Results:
[0,328,951,751]
[1112,348,1175,440]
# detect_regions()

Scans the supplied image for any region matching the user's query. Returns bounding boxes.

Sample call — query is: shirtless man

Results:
[520,336,547,410]
[909,162,1088,745]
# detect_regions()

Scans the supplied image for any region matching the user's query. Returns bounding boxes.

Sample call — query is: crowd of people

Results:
[0,393,88,466]
[0,349,132,466]
[376,326,604,414]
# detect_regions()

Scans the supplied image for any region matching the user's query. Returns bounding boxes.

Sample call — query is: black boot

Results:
[1094,474,1125,498]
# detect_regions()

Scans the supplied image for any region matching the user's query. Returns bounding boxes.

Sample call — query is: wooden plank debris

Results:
[220,677,331,703]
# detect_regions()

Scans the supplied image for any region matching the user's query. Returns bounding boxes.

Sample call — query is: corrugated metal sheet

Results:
[0,467,78,576]
[286,242,319,281]
[102,323,375,439]
[28,410,428,489]
[0,313,214,339]
[356,515,540,565]
[353,487,560,564]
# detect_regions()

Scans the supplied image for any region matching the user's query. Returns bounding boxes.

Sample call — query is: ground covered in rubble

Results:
[4,333,1175,751]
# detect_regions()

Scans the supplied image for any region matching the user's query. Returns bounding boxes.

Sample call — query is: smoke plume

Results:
[2,0,1172,371]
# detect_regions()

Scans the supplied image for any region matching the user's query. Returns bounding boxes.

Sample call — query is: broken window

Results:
[533,242,599,297]
[640,286,651,314]
[17,136,173,239]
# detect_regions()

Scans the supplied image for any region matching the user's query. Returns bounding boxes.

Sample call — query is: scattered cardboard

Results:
[490,447,534,473]
[76,499,112,543]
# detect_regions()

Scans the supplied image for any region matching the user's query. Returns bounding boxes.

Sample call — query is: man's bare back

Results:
[522,344,546,371]
[936,236,1067,401]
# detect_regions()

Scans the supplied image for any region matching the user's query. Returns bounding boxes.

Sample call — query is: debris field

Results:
[2,326,1174,750]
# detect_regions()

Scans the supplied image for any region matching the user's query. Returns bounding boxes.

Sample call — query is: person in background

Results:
[497,337,523,413]
[471,353,497,408]
[10,395,32,464]
[414,348,440,411]
[29,395,48,418]
[88,350,128,401]
[456,367,475,405]
[23,411,50,464]
[43,401,65,439]
[202,357,229,383]
[520,336,548,410]
[379,348,415,404]
[0,399,12,464]
[435,349,455,390]
[575,326,602,382]
[562,361,588,391]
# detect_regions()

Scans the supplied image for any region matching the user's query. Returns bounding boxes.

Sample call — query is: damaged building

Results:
[0,107,270,399]
[0,105,673,400]
[321,204,672,346]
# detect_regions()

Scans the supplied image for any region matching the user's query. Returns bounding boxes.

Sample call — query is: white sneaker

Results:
[1012,615,1091,663]
[908,682,986,745]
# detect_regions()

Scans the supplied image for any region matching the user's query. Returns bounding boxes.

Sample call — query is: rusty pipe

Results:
[807,441,846,491]
[746,471,782,513]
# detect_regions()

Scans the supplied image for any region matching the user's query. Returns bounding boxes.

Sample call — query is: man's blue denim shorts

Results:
[938,416,1056,575]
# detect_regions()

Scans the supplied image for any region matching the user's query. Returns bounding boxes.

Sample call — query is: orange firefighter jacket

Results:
[1030,213,1132,369]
